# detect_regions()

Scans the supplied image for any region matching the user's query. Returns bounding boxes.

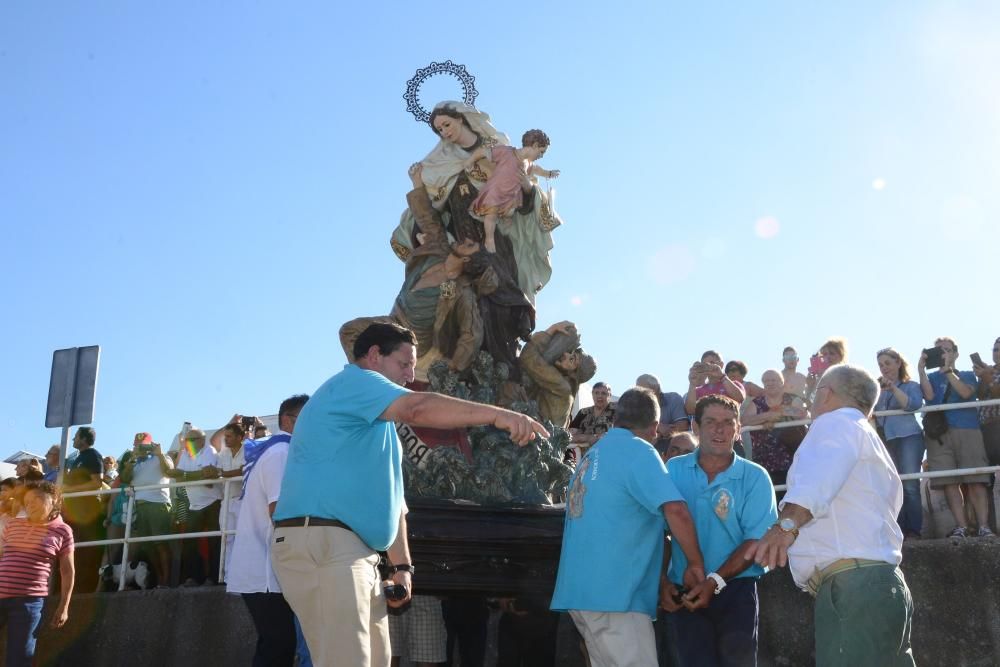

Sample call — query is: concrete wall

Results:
[16,540,1000,667]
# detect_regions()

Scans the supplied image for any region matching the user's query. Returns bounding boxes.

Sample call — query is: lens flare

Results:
[754,216,780,239]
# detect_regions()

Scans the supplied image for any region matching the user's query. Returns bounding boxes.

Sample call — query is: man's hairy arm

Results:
[381,393,549,446]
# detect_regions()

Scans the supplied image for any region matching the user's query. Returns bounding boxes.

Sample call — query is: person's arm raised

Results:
[380,393,549,446]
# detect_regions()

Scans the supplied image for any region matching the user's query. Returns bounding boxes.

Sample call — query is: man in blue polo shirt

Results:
[271,322,548,667]
[551,387,706,666]
[662,394,777,666]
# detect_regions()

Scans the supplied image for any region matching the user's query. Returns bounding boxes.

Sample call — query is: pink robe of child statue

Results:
[470,145,525,218]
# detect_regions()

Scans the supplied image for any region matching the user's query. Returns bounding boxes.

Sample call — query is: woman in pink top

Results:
[0,481,75,667]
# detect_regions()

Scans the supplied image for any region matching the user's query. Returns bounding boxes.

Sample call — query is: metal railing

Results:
[59,398,1000,590]
[742,397,1000,491]
[62,476,242,591]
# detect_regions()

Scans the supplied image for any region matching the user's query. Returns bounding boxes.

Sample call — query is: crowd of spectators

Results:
[1,415,272,594]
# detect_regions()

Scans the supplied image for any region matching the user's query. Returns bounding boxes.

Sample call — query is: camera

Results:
[138,443,155,456]
[923,347,944,369]
[241,416,256,429]
[384,583,408,601]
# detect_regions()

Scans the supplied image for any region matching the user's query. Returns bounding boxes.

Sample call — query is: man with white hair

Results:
[748,363,914,666]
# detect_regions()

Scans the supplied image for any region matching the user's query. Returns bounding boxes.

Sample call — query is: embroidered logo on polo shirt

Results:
[713,488,733,521]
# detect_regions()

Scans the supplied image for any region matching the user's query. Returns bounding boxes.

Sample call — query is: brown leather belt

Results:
[273,516,352,531]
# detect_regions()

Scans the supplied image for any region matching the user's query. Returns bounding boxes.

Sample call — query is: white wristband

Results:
[707,572,726,594]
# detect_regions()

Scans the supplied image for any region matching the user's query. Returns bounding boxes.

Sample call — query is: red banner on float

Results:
[397,380,474,469]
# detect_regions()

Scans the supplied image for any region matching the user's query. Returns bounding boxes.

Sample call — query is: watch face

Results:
[779,518,796,531]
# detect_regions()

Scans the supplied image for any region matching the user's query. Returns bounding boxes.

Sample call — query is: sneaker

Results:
[977,526,996,539]
[947,526,969,539]
[181,578,199,587]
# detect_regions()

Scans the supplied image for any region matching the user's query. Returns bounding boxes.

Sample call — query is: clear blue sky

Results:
[3,2,998,459]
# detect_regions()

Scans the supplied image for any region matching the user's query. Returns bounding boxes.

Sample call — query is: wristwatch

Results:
[389,563,414,574]
[706,572,726,594]
[774,517,799,539]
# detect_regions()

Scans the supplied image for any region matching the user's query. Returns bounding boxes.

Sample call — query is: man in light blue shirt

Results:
[271,322,549,667]
[551,387,705,667]
[663,394,777,667]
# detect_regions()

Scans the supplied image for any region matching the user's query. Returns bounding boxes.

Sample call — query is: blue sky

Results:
[3,2,998,459]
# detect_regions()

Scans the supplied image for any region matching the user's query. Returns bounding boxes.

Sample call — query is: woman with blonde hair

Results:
[875,347,925,539]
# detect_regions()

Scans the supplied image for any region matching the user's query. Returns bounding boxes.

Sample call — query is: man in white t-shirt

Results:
[206,420,250,571]
[227,395,309,666]
[119,432,174,586]
[167,427,222,586]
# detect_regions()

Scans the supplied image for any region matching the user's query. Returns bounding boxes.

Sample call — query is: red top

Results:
[0,516,74,598]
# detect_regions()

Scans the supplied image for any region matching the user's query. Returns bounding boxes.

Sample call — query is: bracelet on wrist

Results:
[389,563,414,574]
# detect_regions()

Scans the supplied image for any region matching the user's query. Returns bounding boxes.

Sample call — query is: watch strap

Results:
[706,572,726,594]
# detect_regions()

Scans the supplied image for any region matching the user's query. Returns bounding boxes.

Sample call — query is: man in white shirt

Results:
[227,395,309,666]
[119,432,174,586]
[167,427,223,586]
[206,420,250,571]
[748,364,915,666]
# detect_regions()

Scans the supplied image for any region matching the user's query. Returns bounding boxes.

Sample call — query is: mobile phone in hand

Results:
[971,352,985,368]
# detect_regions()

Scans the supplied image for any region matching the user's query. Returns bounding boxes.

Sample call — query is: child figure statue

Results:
[464,129,560,253]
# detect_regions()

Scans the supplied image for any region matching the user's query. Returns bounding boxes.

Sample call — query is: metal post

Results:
[56,426,70,487]
[218,478,231,584]
[119,491,135,592]
[55,348,78,488]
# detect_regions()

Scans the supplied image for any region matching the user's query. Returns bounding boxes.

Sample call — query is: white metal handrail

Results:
[740,397,1000,434]
[63,476,243,591]
[772,464,1000,492]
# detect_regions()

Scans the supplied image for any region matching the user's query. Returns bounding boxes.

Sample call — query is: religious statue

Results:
[336,93,593,505]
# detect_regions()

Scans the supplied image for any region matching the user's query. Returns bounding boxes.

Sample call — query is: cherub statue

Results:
[463,129,560,254]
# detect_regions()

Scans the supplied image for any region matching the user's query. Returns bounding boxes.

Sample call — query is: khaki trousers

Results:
[271,525,389,667]
[569,609,658,667]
